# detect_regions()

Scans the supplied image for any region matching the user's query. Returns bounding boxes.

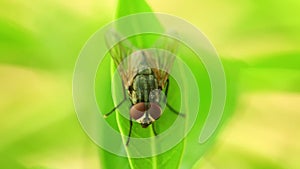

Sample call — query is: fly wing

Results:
[105,29,141,88]
[145,34,179,89]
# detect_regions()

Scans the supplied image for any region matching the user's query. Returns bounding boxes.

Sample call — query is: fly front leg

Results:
[104,81,127,118]
[103,99,126,118]
[166,103,185,117]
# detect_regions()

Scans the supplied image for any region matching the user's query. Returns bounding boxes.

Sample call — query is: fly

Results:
[103,30,184,145]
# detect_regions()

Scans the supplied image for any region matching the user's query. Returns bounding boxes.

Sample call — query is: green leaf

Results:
[97,1,242,169]
[96,42,186,169]
[97,1,185,169]
[115,0,164,48]
[117,0,153,17]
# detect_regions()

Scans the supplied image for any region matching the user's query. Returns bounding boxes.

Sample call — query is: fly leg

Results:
[165,78,170,97]
[164,78,185,117]
[126,116,133,146]
[152,123,158,136]
[166,103,185,117]
[103,99,127,118]
[104,82,127,118]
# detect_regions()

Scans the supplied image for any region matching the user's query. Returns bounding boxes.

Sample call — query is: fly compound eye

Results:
[148,103,162,120]
[130,102,146,120]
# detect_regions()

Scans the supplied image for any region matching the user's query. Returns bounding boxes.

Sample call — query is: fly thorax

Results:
[129,68,159,105]
[132,75,148,102]
[138,67,151,75]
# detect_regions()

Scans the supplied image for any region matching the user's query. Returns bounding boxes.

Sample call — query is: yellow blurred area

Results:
[198,92,300,169]
[150,0,300,59]
[0,65,70,149]
[0,65,100,169]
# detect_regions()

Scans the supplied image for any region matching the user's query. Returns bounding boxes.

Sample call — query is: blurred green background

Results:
[1,0,299,169]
